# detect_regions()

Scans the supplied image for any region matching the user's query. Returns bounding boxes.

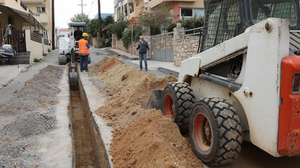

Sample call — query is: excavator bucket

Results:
[147,90,163,110]
[69,48,79,91]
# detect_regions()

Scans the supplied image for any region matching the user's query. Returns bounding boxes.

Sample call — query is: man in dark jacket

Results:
[134,37,149,71]
[74,27,83,41]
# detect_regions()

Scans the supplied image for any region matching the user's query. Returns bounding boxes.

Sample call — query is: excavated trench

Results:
[68,63,110,168]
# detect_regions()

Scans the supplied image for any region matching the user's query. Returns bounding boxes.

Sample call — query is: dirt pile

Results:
[0,65,63,168]
[91,58,203,168]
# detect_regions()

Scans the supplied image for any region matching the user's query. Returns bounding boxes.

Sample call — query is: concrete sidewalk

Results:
[0,64,30,90]
[109,48,139,60]
[108,48,180,77]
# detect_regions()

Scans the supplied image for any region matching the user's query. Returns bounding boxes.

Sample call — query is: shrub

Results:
[122,26,143,49]
[178,17,205,30]
[48,48,51,53]
[111,18,128,39]
[33,58,42,63]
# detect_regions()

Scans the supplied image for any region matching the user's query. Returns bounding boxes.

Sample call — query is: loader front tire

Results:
[162,82,195,134]
[190,98,242,167]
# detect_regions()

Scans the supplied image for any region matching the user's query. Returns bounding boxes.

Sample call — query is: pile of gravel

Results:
[0,65,63,115]
[1,112,56,139]
[0,65,64,168]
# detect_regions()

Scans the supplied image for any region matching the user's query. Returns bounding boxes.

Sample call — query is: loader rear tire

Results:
[190,98,242,167]
[162,82,195,134]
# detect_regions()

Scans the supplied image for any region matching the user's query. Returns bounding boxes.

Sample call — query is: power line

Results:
[56,9,78,13]
[88,0,95,17]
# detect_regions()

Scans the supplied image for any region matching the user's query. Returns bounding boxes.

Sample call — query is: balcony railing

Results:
[31,31,42,43]
[20,1,27,10]
[28,9,33,15]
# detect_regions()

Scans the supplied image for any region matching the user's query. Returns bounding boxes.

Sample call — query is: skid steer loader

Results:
[149,0,300,166]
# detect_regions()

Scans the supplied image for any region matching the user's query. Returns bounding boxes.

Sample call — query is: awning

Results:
[1,4,46,30]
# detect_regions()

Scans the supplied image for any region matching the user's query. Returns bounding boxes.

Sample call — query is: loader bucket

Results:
[147,90,163,110]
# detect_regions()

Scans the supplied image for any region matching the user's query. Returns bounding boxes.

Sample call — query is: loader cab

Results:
[200,0,300,52]
[68,22,87,41]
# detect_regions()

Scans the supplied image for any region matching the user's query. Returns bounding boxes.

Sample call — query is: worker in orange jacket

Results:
[78,33,90,72]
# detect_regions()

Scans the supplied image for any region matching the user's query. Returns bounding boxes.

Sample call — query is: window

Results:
[181,8,193,17]
[180,8,205,19]
[250,0,297,26]
[37,7,46,13]
[129,3,134,13]
[194,9,205,18]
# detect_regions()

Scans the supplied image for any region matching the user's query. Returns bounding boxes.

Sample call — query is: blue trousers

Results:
[139,53,148,70]
[80,55,89,71]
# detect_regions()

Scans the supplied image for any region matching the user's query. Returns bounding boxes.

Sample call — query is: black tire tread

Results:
[197,97,242,167]
[166,82,195,133]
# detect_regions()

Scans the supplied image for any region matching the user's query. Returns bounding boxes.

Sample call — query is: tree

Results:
[138,5,174,35]
[111,18,128,39]
[87,15,115,37]
[104,15,114,27]
[71,13,90,25]
[87,19,98,37]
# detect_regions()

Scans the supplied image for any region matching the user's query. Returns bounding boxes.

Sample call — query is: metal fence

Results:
[150,32,174,62]
[184,27,203,37]
[30,31,42,44]
[0,29,27,52]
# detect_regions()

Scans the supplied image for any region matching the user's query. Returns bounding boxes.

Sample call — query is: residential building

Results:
[0,0,51,63]
[22,0,53,45]
[114,0,204,22]
[114,0,145,21]
[145,0,204,22]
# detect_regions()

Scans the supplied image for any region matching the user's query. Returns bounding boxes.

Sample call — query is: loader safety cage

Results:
[200,0,300,52]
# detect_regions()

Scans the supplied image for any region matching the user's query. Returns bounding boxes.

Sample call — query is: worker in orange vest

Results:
[79,33,90,72]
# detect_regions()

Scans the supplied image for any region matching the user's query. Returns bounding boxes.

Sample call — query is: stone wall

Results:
[173,27,199,66]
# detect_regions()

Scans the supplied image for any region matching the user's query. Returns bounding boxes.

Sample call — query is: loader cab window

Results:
[250,0,297,26]
[201,0,241,51]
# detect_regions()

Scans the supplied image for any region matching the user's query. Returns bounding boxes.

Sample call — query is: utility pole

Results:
[52,0,55,50]
[78,0,86,21]
[97,0,102,42]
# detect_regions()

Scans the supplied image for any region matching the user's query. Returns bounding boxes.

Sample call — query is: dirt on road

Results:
[90,57,203,168]
[0,66,63,168]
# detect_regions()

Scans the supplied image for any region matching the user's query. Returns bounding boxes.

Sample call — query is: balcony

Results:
[0,0,28,11]
[22,0,46,3]
[33,12,48,23]
[146,0,196,8]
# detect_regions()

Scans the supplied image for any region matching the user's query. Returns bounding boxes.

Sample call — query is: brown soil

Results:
[70,91,100,167]
[91,57,203,168]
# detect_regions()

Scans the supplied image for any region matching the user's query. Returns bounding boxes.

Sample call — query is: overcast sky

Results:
[55,0,114,28]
